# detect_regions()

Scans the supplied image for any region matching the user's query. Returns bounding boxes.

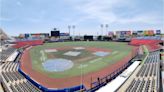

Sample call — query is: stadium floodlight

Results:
[53,28,57,31]
[72,25,76,40]
[68,25,71,36]
[105,24,109,36]
[100,24,104,40]
[100,24,103,36]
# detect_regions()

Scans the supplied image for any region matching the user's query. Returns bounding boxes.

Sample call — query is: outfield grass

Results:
[30,41,133,78]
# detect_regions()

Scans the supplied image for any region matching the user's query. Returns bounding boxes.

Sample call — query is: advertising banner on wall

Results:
[143,30,154,36]
[60,33,70,36]
[116,31,131,37]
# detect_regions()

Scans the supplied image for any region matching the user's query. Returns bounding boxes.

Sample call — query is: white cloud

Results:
[66,0,132,23]
[65,0,162,25]
[118,13,162,24]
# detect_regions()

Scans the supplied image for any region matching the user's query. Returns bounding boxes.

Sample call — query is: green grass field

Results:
[29,41,133,78]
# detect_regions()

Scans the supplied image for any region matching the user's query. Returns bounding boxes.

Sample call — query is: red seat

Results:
[12,40,44,49]
[130,39,161,46]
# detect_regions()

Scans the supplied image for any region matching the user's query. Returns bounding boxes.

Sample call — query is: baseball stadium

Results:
[0,0,164,92]
[0,27,164,92]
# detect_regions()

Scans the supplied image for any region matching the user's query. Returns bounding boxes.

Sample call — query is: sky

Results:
[0,0,164,36]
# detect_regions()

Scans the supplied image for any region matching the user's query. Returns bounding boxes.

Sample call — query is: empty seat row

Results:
[0,48,16,62]
[125,51,161,92]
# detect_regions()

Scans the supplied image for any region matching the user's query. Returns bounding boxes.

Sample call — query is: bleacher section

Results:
[125,51,160,92]
[0,49,42,92]
[130,36,162,46]
[130,39,161,46]
[146,45,161,52]
[12,40,43,49]
[0,48,16,62]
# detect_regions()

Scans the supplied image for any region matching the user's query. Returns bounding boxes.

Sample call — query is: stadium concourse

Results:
[0,30,163,92]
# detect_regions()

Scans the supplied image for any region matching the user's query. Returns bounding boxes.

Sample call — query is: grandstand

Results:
[127,51,160,92]
[0,48,42,92]
[0,30,42,92]
[0,48,16,62]
[130,36,161,46]
[12,40,44,49]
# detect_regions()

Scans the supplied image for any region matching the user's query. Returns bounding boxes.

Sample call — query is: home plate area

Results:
[64,51,81,56]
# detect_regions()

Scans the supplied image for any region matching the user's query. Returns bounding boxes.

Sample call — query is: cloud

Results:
[65,0,162,25]
[118,13,162,24]
[66,0,132,23]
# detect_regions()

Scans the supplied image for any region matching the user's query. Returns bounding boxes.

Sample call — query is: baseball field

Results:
[20,41,135,89]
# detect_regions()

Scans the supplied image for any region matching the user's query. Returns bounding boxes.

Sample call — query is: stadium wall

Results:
[18,65,85,92]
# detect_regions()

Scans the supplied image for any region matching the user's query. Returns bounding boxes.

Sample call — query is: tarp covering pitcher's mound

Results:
[42,58,74,72]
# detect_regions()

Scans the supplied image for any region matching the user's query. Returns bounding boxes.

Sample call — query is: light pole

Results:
[68,25,71,36]
[105,24,109,36]
[100,24,104,40]
[100,24,103,36]
[72,25,75,41]
[72,25,75,36]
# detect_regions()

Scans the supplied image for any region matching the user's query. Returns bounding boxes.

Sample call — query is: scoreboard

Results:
[156,30,161,35]
[51,31,60,37]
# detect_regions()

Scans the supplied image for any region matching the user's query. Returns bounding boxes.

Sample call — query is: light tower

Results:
[68,25,71,36]
[105,24,109,36]
[100,24,103,36]
[72,25,75,37]
[72,25,76,41]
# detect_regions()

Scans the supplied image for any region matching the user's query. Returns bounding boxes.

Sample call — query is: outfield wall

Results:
[18,65,85,92]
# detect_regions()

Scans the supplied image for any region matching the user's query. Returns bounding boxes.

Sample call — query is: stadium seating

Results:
[130,36,162,46]
[0,50,42,92]
[130,39,161,46]
[146,44,161,52]
[0,47,16,62]
[126,51,160,92]
[13,40,43,49]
